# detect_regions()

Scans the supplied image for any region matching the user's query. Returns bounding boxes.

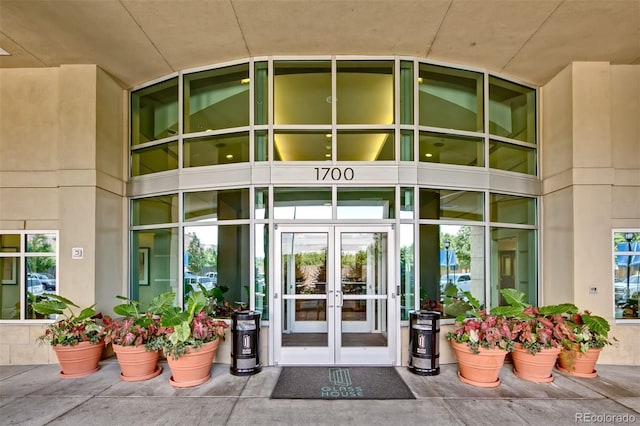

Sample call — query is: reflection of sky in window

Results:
[185,226,217,246]
[274,206,332,219]
[337,206,386,219]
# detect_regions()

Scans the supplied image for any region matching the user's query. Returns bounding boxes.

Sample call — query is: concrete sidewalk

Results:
[1,360,638,426]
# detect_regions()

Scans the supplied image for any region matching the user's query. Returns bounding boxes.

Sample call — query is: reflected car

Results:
[439,273,472,293]
[205,271,218,284]
[27,277,44,296]
[615,275,640,303]
[34,273,56,291]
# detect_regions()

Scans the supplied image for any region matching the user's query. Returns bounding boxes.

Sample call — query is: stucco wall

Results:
[0,65,126,364]
[541,62,640,365]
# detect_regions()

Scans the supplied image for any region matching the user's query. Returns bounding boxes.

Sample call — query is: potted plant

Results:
[103,292,175,381]
[33,294,107,378]
[445,291,516,387]
[556,310,615,377]
[492,289,577,383]
[159,290,229,387]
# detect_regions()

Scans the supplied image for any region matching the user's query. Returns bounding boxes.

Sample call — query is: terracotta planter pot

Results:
[112,344,162,382]
[450,340,508,388]
[556,347,602,378]
[511,343,561,383]
[53,340,104,379]
[166,340,220,388]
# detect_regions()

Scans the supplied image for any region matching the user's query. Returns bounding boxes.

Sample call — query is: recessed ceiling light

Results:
[240,78,250,84]
[325,134,332,138]
[226,154,234,159]
[325,145,331,150]
[425,153,433,157]
[325,153,331,158]
[0,48,10,56]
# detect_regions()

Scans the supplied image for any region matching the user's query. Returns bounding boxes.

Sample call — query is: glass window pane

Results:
[273,187,332,220]
[337,188,395,219]
[490,193,536,225]
[26,234,56,253]
[489,76,536,143]
[131,142,178,177]
[419,132,484,167]
[274,61,331,125]
[400,130,413,161]
[400,224,415,320]
[255,62,269,125]
[255,130,268,162]
[131,77,178,146]
[131,228,180,308]
[274,131,332,161]
[419,189,484,221]
[419,224,485,318]
[184,225,250,309]
[184,132,249,167]
[337,61,394,125]
[419,64,483,132]
[1,256,20,319]
[614,232,639,318]
[337,131,394,161]
[131,194,178,226]
[184,189,249,222]
[255,188,269,219]
[489,140,536,175]
[400,61,414,125]
[26,256,56,292]
[1,234,21,251]
[490,228,537,307]
[255,224,269,319]
[400,187,414,219]
[183,64,249,133]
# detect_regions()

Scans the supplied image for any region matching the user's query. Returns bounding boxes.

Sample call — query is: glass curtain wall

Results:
[129,57,539,320]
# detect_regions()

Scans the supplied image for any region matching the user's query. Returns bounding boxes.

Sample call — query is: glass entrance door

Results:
[274,226,396,365]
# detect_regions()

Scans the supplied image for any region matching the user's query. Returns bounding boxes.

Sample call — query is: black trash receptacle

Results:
[408,310,440,376]
[230,310,262,376]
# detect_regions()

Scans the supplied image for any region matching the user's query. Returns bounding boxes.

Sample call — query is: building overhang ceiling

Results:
[0,0,638,89]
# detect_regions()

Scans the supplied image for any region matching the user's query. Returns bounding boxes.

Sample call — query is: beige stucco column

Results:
[0,65,126,364]
[542,62,640,365]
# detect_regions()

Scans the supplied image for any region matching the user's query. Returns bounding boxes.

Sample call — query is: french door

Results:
[273,225,397,365]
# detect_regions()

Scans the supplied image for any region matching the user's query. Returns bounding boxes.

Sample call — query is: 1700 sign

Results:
[314,167,354,181]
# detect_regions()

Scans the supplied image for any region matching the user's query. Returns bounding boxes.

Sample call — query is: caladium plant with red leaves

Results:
[445,311,518,354]
[445,289,518,354]
[492,288,596,354]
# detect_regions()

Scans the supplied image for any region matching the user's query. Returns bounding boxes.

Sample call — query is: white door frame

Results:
[272,225,397,366]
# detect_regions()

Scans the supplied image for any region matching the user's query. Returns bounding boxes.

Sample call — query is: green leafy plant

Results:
[159,291,228,360]
[33,294,106,346]
[103,292,175,351]
[491,288,578,354]
[442,284,474,318]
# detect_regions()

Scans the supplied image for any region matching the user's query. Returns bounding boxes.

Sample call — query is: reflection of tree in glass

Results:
[26,235,55,273]
[294,250,326,294]
[187,234,206,274]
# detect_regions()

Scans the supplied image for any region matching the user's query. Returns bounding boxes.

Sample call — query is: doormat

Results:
[271,367,415,400]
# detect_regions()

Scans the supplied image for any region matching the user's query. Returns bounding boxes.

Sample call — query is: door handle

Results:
[336,290,343,308]
[328,289,333,308]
